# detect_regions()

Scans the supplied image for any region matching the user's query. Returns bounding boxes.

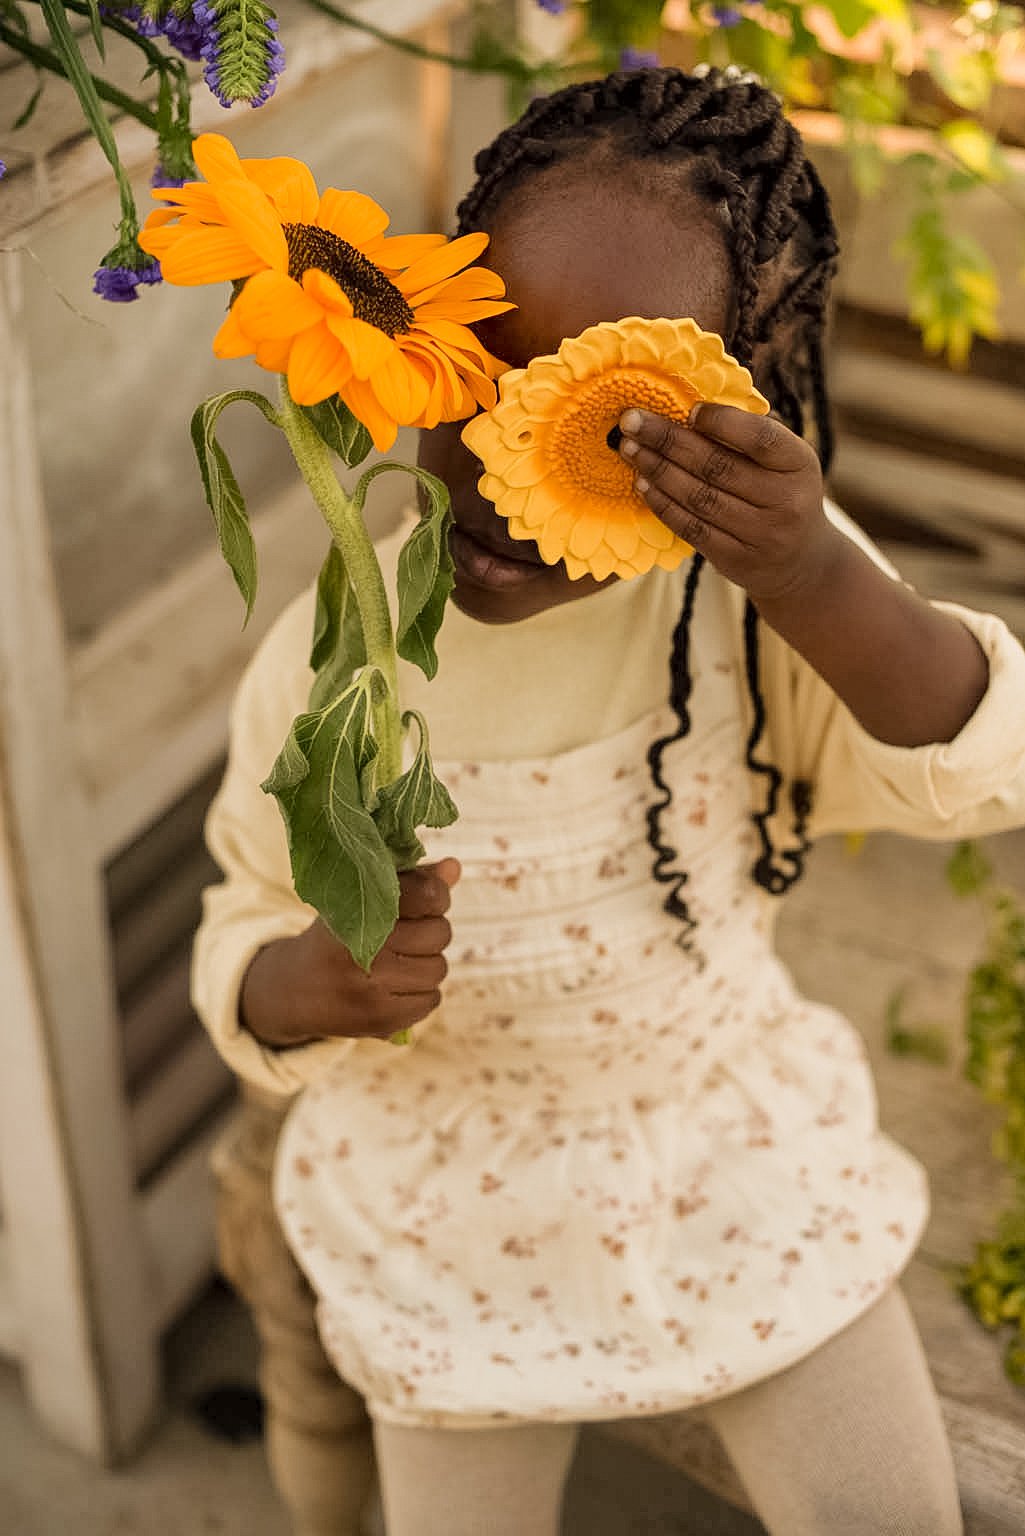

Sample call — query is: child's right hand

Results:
[239,859,460,1049]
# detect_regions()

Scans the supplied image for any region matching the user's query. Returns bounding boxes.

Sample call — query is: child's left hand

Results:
[618,405,840,609]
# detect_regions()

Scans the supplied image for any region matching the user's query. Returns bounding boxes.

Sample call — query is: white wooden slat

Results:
[831,436,1025,636]
[129,1034,233,1186]
[139,1108,236,1334]
[0,248,159,1461]
[121,948,199,1089]
[112,843,214,1000]
[70,481,327,861]
[832,349,1025,461]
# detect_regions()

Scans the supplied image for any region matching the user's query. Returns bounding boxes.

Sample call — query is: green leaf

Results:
[939,119,1009,184]
[83,0,105,58]
[13,77,44,130]
[926,44,997,112]
[309,543,367,711]
[885,986,950,1064]
[947,840,993,898]
[304,397,373,468]
[352,462,454,680]
[373,709,458,869]
[262,671,400,971]
[818,0,878,39]
[190,389,280,623]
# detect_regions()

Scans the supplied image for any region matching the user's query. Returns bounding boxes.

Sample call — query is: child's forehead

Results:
[478,177,733,367]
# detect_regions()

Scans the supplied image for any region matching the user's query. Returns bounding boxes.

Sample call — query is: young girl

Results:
[194,67,1025,1536]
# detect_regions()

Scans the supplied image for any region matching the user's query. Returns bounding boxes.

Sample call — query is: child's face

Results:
[418,176,733,625]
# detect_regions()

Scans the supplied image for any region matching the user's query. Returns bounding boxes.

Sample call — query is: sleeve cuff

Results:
[840,601,1025,822]
[191,907,357,1097]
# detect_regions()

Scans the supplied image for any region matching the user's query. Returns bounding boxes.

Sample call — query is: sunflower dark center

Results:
[283,222,414,335]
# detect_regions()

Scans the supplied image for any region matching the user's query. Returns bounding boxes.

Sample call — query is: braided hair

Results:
[456,66,840,934]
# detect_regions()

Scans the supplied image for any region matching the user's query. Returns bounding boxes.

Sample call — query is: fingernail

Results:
[620,438,638,458]
[634,475,649,495]
[688,403,703,429]
[620,409,643,434]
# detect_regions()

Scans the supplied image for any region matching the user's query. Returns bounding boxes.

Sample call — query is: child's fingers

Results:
[619,408,767,507]
[632,465,753,560]
[388,914,453,957]
[375,949,449,997]
[398,864,457,919]
[626,443,759,545]
[686,402,811,472]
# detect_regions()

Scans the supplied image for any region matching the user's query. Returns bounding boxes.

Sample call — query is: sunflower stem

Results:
[277,379,402,784]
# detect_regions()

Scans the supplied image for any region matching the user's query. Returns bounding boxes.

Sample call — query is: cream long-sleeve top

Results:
[192,501,1025,1099]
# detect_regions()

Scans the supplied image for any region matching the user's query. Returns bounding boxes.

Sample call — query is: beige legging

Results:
[373,1285,964,1536]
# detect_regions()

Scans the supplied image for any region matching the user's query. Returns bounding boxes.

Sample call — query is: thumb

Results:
[431,857,462,888]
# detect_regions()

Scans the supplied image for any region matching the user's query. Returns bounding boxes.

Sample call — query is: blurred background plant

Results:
[946,839,1025,1386]
[1,0,1023,361]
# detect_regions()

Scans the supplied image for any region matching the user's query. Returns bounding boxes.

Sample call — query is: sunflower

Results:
[461,316,770,581]
[138,133,513,450]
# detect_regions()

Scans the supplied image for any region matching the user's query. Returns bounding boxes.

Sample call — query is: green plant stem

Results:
[0,19,160,131]
[296,0,541,78]
[277,381,402,781]
[61,0,179,78]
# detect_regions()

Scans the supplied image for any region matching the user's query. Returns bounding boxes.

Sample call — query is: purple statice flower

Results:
[711,6,743,24]
[195,0,284,109]
[103,2,210,60]
[161,6,208,60]
[249,17,285,107]
[534,0,567,12]
[151,161,186,188]
[93,261,162,303]
[0,162,6,180]
[620,47,659,69]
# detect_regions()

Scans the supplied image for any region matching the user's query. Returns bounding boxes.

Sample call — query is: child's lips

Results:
[449,523,548,590]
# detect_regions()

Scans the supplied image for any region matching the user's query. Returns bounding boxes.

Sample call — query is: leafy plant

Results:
[945,840,1025,1385]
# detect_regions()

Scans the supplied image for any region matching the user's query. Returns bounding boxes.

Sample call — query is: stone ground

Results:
[1,829,1023,1536]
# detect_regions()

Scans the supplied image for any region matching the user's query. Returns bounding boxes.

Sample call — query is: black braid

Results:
[456,66,840,925]
[645,553,705,953]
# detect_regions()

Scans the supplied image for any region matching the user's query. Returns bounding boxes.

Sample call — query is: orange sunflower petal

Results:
[255,337,294,373]
[369,351,432,425]
[315,189,390,247]
[399,338,465,416]
[142,225,267,284]
[192,132,247,184]
[232,269,323,340]
[339,377,399,453]
[213,305,257,360]
[405,264,508,307]
[414,299,516,324]
[394,232,490,297]
[242,156,320,224]
[213,177,289,272]
[148,185,226,223]
[287,323,351,406]
[302,269,354,317]
[366,233,448,269]
[325,314,399,379]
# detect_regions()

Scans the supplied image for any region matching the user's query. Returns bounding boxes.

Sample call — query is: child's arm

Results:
[618,405,988,748]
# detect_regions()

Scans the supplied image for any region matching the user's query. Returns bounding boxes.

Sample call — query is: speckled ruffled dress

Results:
[273,529,931,1429]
